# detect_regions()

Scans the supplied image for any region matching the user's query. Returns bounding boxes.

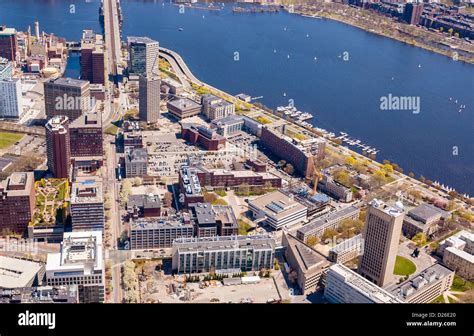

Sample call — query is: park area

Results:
[0,132,23,149]
[31,178,69,226]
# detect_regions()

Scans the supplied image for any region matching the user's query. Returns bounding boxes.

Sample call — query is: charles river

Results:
[1,0,473,194]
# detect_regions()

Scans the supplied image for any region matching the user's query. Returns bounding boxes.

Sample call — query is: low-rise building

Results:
[296,206,360,243]
[386,264,454,303]
[210,115,244,137]
[179,165,204,207]
[437,230,474,280]
[249,191,308,230]
[282,232,332,294]
[318,170,353,202]
[171,235,275,274]
[402,203,448,239]
[127,193,161,219]
[45,231,104,303]
[201,94,235,121]
[189,202,239,237]
[0,256,45,289]
[328,234,364,264]
[125,148,148,177]
[130,217,194,250]
[167,97,201,119]
[181,123,226,151]
[324,264,403,303]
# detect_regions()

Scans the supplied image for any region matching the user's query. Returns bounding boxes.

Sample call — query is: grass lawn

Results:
[238,219,252,235]
[431,294,446,304]
[0,132,23,149]
[451,275,474,292]
[393,256,417,276]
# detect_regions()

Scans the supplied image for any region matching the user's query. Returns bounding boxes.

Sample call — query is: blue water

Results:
[1,0,473,194]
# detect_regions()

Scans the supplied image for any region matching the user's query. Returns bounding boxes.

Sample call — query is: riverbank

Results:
[289,4,474,65]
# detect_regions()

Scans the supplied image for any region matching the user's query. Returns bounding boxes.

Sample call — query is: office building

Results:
[438,230,474,281]
[45,231,104,303]
[0,286,79,304]
[0,172,36,234]
[211,115,245,137]
[194,166,282,190]
[329,234,364,264]
[324,264,403,303]
[44,77,91,122]
[189,202,239,237]
[70,177,105,231]
[171,235,275,274]
[318,169,353,202]
[282,232,332,294]
[249,191,308,230]
[127,36,159,76]
[260,123,326,178]
[161,77,183,95]
[125,148,148,178]
[201,94,235,121]
[46,116,71,179]
[358,199,405,287]
[179,166,204,207]
[296,206,360,243]
[402,203,448,239]
[0,57,13,79]
[0,26,17,62]
[80,30,105,85]
[69,111,103,157]
[139,73,160,123]
[167,97,201,119]
[0,77,24,119]
[127,193,161,219]
[0,256,45,289]
[386,264,454,303]
[130,217,194,250]
[181,123,226,151]
[403,3,423,25]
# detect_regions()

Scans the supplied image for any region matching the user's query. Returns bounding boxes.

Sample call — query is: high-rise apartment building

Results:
[358,199,405,287]
[403,3,423,25]
[139,73,160,123]
[0,172,36,234]
[127,36,159,76]
[0,77,23,119]
[45,116,71,179]
[44,77,91,122]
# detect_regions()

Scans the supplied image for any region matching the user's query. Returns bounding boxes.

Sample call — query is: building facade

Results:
[172,235,275,274]
[70,177,105,232]
[0,78,23,119]
[44,77,91,122]
[69,111,103,157]
[127,36,159,76]
[130,218,194,250]
[80,30,105,85]
[46,116,71,179]
[358,200,405,287]
[139,73,160,123]
[201,94,235,121]
[0,172,35,234]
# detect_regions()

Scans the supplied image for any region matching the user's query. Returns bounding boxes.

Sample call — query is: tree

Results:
[306,236,320,246]
[345,156,356,166]
[132,177,143,186]
[321,228,338,243]
[203,192,218,203]
[412,232,427,247]
[408,172,415,178]
[238,183,250,196]
[284,163,294,175]
[163,192,173,208]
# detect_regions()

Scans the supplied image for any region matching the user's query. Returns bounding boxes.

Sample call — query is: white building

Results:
[249,191,307,230]
[324,264,403,303]
[0,256,45,289]
[201,94,235,121]
[0,77,24,119]
[46,231,104,302]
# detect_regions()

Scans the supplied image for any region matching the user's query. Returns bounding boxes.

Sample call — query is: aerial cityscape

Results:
[0,0,473,324]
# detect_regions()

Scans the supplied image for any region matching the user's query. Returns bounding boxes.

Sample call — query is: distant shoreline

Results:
[292,10,474,66]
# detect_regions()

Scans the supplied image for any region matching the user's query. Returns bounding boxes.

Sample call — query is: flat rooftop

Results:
[47,77,89,88]
[0,256,43,289]
[131,217,193,231]
[249,191,307,220]
[173,235,275,252]
[70,177,103,204]
[298,206,360,234]
[168,98,201,111]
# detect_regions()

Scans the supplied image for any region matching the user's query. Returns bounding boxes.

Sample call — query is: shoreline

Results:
[160,48,473,198]
[291,9,474,66]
